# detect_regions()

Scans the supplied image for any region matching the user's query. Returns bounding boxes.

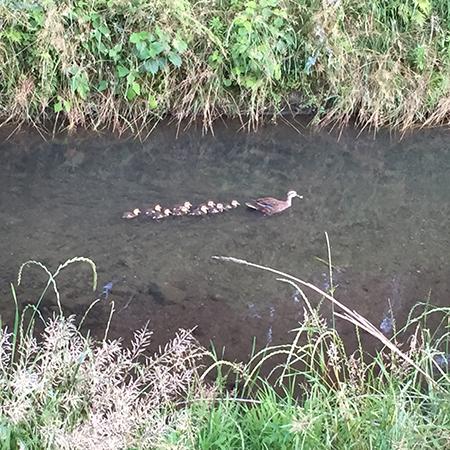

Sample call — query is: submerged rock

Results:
[379,315,394,335]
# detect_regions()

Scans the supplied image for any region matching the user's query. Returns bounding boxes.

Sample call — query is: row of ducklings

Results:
[123,199,240,219]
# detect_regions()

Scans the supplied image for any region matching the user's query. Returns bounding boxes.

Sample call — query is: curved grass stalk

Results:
[16,257,97,339]
[17,257,97,316]
[78,298,101,331]
[212,255,441,387]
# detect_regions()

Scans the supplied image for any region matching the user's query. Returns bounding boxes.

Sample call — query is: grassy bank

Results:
[1,0,450,135]
[1,256,450,449]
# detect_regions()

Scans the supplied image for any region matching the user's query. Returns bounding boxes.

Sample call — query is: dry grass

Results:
[1,314,207,449]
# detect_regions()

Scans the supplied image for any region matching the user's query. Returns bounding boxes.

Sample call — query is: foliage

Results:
[1,0,450,134]
[2,255,450,448]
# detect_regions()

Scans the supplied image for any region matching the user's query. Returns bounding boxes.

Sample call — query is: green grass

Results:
[1,0,450,135]
[2,254,450,449]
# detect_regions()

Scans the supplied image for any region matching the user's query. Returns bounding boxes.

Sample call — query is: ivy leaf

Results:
[54,102,63,113]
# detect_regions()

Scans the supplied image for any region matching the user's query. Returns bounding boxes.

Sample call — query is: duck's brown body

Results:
[246,190,302,215]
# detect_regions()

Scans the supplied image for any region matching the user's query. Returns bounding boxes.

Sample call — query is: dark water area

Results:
[1,120,450,362]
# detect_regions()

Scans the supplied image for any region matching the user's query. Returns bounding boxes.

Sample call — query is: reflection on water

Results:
[1,121,450,360]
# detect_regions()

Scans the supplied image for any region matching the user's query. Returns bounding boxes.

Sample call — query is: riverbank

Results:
[1,0,449,135]
[1,257,450,449]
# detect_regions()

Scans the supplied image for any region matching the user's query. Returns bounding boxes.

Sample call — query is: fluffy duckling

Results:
[205,200,217,213]
[150,208,172,220]
[209,202,224,214]
[144,204,162,217]
[172,201,192,216]
[190,204,209,216]
[122,208,141,219]
[223,199,240,210]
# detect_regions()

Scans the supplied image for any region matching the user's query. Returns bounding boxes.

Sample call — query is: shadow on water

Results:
[1,119,450,362]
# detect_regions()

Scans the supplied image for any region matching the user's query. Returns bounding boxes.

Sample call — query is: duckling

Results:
[209,202,224,214]
[150,208,172,220]
[205,200,217,213]
[171,201,192,216]
[122,208,141,219]
[144,204,162,217]
[190,204,209,216]
[223,199,240,210]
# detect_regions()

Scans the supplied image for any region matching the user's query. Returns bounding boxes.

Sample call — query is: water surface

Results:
[1,121,450,360]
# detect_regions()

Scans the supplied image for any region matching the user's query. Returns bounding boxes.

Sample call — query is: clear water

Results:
[1,120,450,360]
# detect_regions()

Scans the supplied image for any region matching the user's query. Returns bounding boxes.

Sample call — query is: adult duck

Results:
[245,190,302,215]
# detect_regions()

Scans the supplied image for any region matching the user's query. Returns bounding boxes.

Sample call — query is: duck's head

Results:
[184,201,193,208]
[231,199,240,207]
[133,208,142,215]
[206,200,215,207]
[287,190,303,200]
[163,208,172,216]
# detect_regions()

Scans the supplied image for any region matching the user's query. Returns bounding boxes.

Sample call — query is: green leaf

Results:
[69,66,79,75]
[148,94,157,109]
[76,72,89,100]
[245,77,256,88]
[172,37,188,54]
[132,82,140,95]
[98,41,108,54]
[144,59,159,75]
[148,41,164,57]
[262,7,272,17]
[169,52,182,67]
[99,25,110,37]
[117,66,129,77]
[274,17,283,28]
[130,31,149,43]
[64,100,71,112]
[98,80,108,91]
[54,102,63,113]
[126,87,136,100]
[134,41,150,60]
